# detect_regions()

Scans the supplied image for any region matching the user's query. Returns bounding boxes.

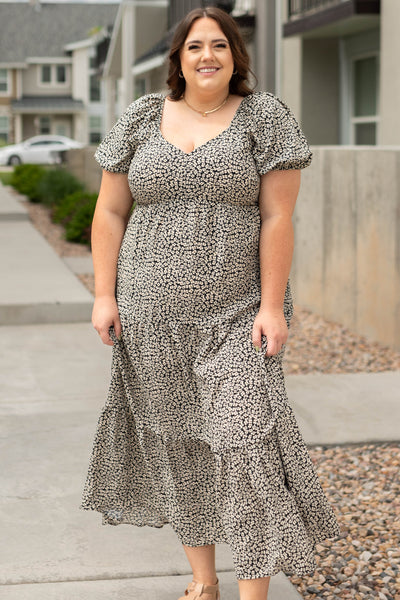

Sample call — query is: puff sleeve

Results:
[252,92,312,175]
[94,94,158,173]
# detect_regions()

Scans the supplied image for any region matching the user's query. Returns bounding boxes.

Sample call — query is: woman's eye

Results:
[188,45,200,50]
[215,43,228,48]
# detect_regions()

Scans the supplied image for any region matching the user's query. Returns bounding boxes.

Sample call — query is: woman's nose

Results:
[201,44,214,61]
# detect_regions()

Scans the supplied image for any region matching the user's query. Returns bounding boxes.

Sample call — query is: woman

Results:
[80,6,340,600]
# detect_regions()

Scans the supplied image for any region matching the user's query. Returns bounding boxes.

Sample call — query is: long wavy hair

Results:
[166,6,256,100]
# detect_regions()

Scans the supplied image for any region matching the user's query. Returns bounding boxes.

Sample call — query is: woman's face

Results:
[180,17,234,96]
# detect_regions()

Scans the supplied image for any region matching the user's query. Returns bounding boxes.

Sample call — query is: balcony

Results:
[285,0,380,36]
[289,0,348,19]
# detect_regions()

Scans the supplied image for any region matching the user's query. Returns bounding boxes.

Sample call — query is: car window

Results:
[29,141,51,146]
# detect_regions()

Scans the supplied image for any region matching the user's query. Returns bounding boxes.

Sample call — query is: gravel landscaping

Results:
[21,194,400,600]
[290,443,400,600]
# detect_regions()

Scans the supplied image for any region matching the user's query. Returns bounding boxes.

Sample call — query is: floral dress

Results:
[80,91,340,579]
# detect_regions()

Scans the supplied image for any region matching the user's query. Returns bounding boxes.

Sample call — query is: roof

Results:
[0,2,118,64]
[11,95,85,113]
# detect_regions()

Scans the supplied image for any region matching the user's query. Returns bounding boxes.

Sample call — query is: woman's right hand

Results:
[92,295,122,346]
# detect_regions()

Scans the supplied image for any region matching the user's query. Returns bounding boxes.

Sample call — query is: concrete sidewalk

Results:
[1,180,399,599]
[0,182,93,325]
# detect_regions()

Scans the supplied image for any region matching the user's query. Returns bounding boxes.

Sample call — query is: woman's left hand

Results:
[251,308,288,357]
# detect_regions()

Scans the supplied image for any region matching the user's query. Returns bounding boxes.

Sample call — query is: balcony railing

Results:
[288,0,345,18]
[168,0,235,27]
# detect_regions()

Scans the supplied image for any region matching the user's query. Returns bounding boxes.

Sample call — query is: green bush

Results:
[36,168,83,206]
[10,164,46,201]
[52,190,97,225]
[65,194,97,245]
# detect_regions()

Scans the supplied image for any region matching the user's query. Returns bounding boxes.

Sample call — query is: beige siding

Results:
[22,64,72,96]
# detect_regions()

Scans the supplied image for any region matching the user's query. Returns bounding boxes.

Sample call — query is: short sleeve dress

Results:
[80,91,340,580]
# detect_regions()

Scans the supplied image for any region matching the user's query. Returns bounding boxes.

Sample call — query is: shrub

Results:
[36,168,83,206]
[65,194,97,245]
[10,164,46,201]
[52,190,96,225]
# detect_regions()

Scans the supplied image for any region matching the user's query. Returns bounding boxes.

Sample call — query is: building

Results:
[0,1,118,145]
[281,0,399,145]
[101,0,399,147]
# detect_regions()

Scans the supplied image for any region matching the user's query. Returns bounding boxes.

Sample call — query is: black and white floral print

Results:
[80,91,341,579]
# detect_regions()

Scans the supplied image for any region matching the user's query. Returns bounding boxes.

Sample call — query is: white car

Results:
[0,135,84,166]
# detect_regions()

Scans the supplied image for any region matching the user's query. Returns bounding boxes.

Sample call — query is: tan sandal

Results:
[178,577,220,600]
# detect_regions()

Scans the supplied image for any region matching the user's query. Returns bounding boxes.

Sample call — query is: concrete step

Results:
[287,371,400,445]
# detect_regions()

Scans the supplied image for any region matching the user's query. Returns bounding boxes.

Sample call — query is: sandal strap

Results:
[185,578,219,597]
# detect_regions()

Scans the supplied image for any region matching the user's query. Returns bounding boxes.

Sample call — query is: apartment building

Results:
[101,0,399,146]
[282,0,399,145]
[0,2,118,145]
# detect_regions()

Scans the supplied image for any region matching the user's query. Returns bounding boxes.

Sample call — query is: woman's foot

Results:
[178,577,220,599]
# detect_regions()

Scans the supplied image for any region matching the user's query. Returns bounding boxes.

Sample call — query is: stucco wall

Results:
[290,146,400,351]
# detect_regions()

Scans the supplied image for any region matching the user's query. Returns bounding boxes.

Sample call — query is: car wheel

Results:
[9,155,22,166]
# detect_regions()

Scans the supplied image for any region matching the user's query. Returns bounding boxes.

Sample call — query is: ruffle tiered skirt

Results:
[80,292,340,579]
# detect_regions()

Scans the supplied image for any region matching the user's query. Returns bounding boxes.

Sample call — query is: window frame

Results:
[89,114,102,144]
[0,68,11,96]
[37,64,69,87]
[0,115,9,143]
[339,28,380,145]
[349,51,380,145]
[39,115,51,135]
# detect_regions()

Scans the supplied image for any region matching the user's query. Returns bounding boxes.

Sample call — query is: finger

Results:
[114,317,122,339]
[252,327,262,351]
[265,338,281,356]
[100,331,114,346]
[96,326,114,346]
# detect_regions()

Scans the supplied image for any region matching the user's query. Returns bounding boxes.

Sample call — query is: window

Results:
[0,116,9,144]
[0,69,9,94]
[340,29,380,145]
[39,64,68,86]
[41,65,51,84]
[351,55,379,145]
[89,115,102,144]
[39,116,51,134]
[89,74,101,102]
[56,65,66,84]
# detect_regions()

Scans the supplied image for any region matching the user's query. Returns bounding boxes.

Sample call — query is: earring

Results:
[232,69,238,75]
[179,70,184,78]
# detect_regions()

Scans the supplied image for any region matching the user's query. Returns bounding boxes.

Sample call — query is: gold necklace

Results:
[183,94,230,117]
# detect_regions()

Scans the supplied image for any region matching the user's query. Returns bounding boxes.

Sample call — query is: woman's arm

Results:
[251,169,301,356]
[91,170,134,346]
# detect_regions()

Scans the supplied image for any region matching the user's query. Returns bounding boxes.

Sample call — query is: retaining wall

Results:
[291,146,400,351]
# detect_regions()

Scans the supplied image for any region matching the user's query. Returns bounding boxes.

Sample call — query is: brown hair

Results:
[166,6,256,100]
